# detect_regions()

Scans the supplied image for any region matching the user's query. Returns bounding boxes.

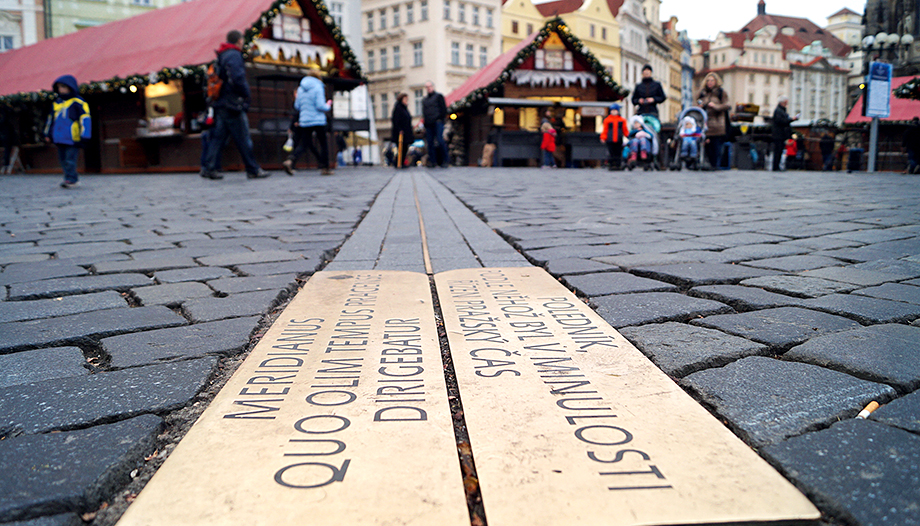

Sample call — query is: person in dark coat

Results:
[771,96,795,172]
[201,30,269,180]
[422,81,449,167]
[820,131,836,171]
[631,65,666,119]
[391,93,413,169]
[903,117,920,173]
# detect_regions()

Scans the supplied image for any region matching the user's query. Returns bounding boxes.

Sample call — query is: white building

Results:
[825,7,864,97]
[616,0,650,118]
[0,0,43,51]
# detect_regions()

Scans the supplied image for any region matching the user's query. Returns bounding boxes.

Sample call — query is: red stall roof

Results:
[0,0,285,97]
[846,76,920,124]
[445,33,539,108]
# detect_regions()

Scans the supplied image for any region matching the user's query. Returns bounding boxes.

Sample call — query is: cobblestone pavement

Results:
[1,168,919,526]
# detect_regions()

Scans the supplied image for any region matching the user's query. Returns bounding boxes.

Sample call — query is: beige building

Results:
[40,0,184,39]
[0,0,44,51]
[363,0,503,138]
[826,7,865,96]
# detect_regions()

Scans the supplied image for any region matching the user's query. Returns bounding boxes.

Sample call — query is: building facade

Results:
[363,0,502,139]
[864,0,920,75]
[615,0,649,118]
[40,0,184,39]
[0,0,43,51]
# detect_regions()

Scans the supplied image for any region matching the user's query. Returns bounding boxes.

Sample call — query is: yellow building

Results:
[502,0,621,85]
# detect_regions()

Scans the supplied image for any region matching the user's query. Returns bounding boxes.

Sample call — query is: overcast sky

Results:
[533,0,867,41]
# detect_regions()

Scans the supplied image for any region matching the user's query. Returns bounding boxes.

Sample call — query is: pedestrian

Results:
[820,131,836,171]
[201,30,270,180]
[44,75,91,188]
[422,81,449,167]
[771,96,795,172]
[391,93,413,169]
[781,135,797,171]
[540,121,556,168]
[283,69,333,176]
[335,132,347,167]
[0,104,15,171]
[631,65,666,121]
[697,72,731,170]
[600,103,627,170]
[902,117,920,173]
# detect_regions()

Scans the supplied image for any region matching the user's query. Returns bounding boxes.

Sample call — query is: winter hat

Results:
[682,116,697,127]
[629,116,644,129]
[609,103,621,112]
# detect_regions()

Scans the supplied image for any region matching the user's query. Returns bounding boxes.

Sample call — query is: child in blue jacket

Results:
[45,75,91,188]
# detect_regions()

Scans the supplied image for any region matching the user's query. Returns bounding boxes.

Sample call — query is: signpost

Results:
[865,62,893,172]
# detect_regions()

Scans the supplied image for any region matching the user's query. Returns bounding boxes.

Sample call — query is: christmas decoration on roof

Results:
[894,77,920,101]
[448,17,629,113]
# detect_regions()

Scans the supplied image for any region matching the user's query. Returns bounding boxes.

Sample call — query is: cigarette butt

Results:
[855,401,880,419]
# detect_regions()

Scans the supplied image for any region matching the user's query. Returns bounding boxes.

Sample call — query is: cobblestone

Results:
[691,307,862,349]
[0,291,127,323]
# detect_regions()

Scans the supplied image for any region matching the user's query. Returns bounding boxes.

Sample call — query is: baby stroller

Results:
[669,107,708,171]
[625,115,661,171]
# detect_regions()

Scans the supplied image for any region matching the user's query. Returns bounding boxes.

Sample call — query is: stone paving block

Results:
[0,253,52,266]
[182,289,280,323]
[206,273,297,294]
[562,271,677,297]
[8,274,153,301]
[780,236,862,251]
[689,284,806,311]
[593,252,714,269]
[592,292,732,328]
[717,243,810,262]
[693,232,791,248]
[153,266,234,284]
[91,256,197,274]
[235,259,318,276]
[0,291,127,323]
[0,306,186,353]
[0,359,214,436]
[0,263,88,287]
[631,263,779,288]
[741,255,845,272]
[526,244,627,263]
[741,275,858,298]
[0,348,87,389]
[870,391,920,433]
[853,258,920,278]
[681,356,896,447]
[606,239,723,255]
[131,282,214,306]
[802,293,920,324]
[853,282,920,305]
[0,414,163,522]
[48,242,130,260]
[196,250,302,267]
[785,324,920,393]
[4,512,82,525]
[619,322,768,378]
[829,228,915,244]
[800,266,916,287]
[761,420,920,526]
[691,307,862,349]
[102,316,259,368]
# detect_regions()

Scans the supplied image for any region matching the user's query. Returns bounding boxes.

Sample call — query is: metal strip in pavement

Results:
[435,267,820,526]
[117,270,468,526]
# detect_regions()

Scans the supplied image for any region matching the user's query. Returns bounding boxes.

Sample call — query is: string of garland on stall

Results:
[0,0,363,107]
[894,77,920,100]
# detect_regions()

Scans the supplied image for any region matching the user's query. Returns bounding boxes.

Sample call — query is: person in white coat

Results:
[283,69,333,175]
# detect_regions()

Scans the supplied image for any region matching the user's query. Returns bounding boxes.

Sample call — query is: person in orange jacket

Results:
[540,121,556,168]
[600,103,628,170]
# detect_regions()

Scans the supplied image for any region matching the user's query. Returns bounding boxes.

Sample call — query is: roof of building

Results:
[0,0,361,100]
[829,7,861,18]
[534,0,584,17]
[607,0,624,17]
[446,33,540,109]
[846,76,920,124]
[741,11,852,57]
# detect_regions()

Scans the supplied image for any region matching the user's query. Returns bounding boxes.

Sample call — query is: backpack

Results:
[206,59,223,101]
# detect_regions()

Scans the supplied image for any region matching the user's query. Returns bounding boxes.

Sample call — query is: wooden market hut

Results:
[0,0,364,174]
[841,76,920,172]
[445,17,628,167]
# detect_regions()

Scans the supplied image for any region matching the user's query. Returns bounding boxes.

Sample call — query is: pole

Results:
[868,116,879,172]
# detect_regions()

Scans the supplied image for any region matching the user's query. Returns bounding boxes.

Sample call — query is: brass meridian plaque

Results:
[435,267,820,526]
[118,271,468,526]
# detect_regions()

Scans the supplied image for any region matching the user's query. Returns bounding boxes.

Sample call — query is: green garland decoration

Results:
[448,17,630,114]
[0,0,363,106]
[894,77,920,100]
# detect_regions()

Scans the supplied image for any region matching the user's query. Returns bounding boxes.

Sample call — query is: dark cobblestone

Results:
[740,275,858,298]
[592,292,732,328]
[153,266,234,284]
[8,274,154,301]
[182,289,281,323]
[870,391,920,433]
[632,263,779,288]
[689,284,807,311]
[801,293,920,324]
[131,282,214,306]
[853,282,920,305]
[0,348,87,388]
[205,273,298,294]
[91,256,197,275]
[0,291,127,323]
[691,307,862,349]
[563,272,677,296]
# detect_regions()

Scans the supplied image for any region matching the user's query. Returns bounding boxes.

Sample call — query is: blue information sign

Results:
[866,62,892,118]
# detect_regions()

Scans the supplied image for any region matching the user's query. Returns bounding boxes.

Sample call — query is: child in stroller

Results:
[669,107,708,171]
[626,116,653,169]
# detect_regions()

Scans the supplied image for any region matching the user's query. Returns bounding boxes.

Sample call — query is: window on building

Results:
[466,43,474,66]
[770,53,775,65]
[459,3,465,23]
[132,0,151,5]
[407,2,414,23]
[0,35,13,52]
[380,93,389,120]
[380,48,388,70]
[444,0,451,20]
[367,50,375,72]
[486,8,493,28]
[367,11,374,32]
[480,46,488,68]
[749,73,756,83]
[330,2,344,27]
[748,93,755,103]
[413,41,423,66]
[602,27,607,40]
[370,94,376,119]
[393,6,400,26]
[451,41,460,65]
[779,77,785,85]
[527,23,533,35]
[393,46,401,68]
[414,89,424,115]
[512,20,518,34]
[421,0,428,20]
[763,94,770,107]
[590,25,595,38]
[379,8,387,29]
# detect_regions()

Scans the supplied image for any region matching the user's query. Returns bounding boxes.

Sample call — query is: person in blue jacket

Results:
[282,69,333,176]
[45,75,90,188]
